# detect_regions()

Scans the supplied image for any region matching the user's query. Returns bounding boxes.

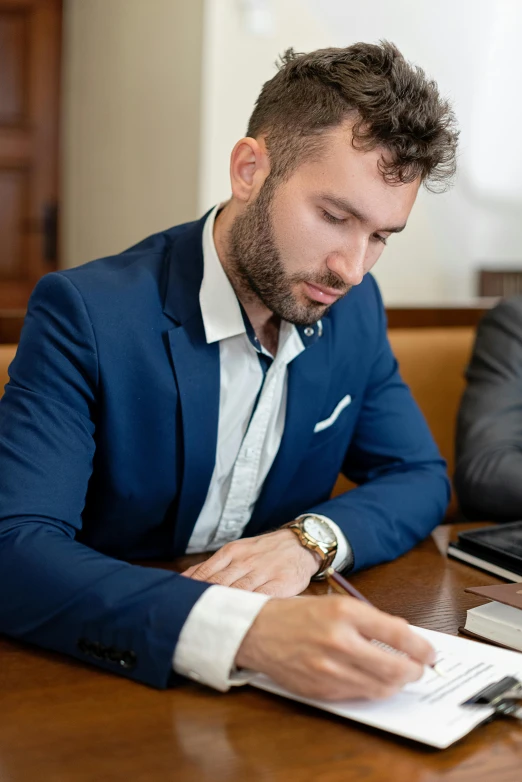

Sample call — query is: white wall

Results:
[199,0,331,213]
[61,0,522,302]
[61,0,204,267]
[199,0,522,303]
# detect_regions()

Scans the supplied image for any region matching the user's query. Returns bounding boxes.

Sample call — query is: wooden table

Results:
[2,523,522,782]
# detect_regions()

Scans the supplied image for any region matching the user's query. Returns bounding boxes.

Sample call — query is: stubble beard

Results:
[226,181,349,327]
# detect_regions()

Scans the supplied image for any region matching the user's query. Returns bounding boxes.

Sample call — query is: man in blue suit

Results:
[0,42,457,700]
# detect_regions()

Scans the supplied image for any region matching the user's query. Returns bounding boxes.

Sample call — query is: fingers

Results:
[235,595,431,702]
[240,597,418,701]
[306,654,405,702]
[182,547,265,589]
[368,619,435,669]
[180,531,313,596]
[184,541,268,585]
[340,632,425,688]
[181,538,292,592]
[306,598,432,692]
[183,548,233,581]
[230,572,270,592]
[193,566,283,593]
[344,600,436,668]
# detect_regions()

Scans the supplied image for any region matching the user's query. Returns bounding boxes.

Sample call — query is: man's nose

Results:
[326,239,367,288]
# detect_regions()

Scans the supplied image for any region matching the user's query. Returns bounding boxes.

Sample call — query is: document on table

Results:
[250,627,522,748]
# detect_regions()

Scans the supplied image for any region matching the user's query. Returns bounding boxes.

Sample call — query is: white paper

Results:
[250,627,522,748]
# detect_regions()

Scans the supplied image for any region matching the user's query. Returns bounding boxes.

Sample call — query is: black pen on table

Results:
[325,567,442,675]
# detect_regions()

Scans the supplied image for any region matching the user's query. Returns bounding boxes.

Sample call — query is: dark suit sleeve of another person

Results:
[455,296,522,520]
[0,273,210,688]
[306,276,451,572]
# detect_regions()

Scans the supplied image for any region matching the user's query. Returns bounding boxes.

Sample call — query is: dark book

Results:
[447,521,522,581]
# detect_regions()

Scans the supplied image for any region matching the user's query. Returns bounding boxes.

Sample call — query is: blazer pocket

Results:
[314,394,352,434]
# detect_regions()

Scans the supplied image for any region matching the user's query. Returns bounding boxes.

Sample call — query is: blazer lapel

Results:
[168,320,220,555]
[245,318,333,535]
[162,215,220,555]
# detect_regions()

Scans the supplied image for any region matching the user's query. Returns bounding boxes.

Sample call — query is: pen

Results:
[325,567,442,674]
[326,566,372,604]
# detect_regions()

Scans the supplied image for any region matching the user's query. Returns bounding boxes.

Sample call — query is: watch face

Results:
[303,517,336,546]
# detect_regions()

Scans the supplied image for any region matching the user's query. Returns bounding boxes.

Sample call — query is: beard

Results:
[227,181,350,326]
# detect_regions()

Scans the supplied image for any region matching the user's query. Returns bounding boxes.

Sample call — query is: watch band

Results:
[285,515,338,580]
[296,514,354,574]
[312,546,337,580]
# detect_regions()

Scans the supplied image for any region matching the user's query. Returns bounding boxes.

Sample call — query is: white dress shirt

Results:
[173,206,350,691]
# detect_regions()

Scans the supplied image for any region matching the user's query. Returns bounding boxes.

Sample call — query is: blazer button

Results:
[107,646,122,663]
[120,651,137,670]
[77,638,89,655]
[90,642,104,660]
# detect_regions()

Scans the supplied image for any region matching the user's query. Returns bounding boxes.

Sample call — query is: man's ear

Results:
[229,137,270,203]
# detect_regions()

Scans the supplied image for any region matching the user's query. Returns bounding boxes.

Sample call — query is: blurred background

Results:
[1,0,521,334]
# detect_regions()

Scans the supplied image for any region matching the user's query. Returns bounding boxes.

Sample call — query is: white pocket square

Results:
[314,394,352,433]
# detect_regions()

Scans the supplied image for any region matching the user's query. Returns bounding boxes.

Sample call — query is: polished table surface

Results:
[2,522,522,782]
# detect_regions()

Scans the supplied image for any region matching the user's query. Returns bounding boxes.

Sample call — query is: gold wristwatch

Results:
[285,515,338,580]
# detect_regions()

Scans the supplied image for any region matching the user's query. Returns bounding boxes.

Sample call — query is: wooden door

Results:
[0,0,61,315]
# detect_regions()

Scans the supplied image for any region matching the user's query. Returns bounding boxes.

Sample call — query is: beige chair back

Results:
[0,345,17,398]
[332,327,476,510]
[389,327,475,478]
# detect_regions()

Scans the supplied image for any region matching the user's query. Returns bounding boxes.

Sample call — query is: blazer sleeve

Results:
[0,272,210,688]
[306,276,450,571]
[454,296,522,520]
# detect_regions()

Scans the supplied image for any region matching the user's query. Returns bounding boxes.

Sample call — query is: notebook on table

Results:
[447,521,522,581]
[460,581,522,652]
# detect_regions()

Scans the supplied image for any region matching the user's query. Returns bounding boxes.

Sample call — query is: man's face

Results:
[228,122,420,325]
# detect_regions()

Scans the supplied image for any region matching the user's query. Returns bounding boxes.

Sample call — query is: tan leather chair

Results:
[0,344,17,398]
[333,327,476,514]
[390,327,475,480]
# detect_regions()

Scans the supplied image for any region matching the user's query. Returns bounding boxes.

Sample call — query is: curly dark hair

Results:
[246,41,459,193]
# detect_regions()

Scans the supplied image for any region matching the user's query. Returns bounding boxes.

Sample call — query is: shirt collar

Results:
[199,205,245,344]
[199,205,322,351]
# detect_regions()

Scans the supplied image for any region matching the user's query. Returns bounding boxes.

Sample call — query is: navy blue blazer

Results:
[0,213,449,688]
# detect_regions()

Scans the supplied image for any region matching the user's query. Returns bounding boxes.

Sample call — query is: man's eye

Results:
[321,209,344,225]
[373,234,388,245]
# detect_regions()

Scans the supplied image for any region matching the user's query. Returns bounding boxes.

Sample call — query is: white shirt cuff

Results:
[296,513,353,572]
[172,584,270,692]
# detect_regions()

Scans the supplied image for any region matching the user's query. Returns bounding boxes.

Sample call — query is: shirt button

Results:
[304,327,314,337]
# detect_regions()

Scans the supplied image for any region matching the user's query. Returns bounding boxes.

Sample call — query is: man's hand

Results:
[182,529,319,597]
[236,595,436,701]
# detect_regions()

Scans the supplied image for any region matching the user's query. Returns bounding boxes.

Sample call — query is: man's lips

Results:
[303,281,344,305]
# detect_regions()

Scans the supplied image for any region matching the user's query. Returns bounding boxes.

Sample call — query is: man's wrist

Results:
[234,598,278,671]
[173,585,270,691]
[278,527,321,578]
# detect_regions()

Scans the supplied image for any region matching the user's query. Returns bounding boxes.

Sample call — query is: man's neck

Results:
[213,203,281,356]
